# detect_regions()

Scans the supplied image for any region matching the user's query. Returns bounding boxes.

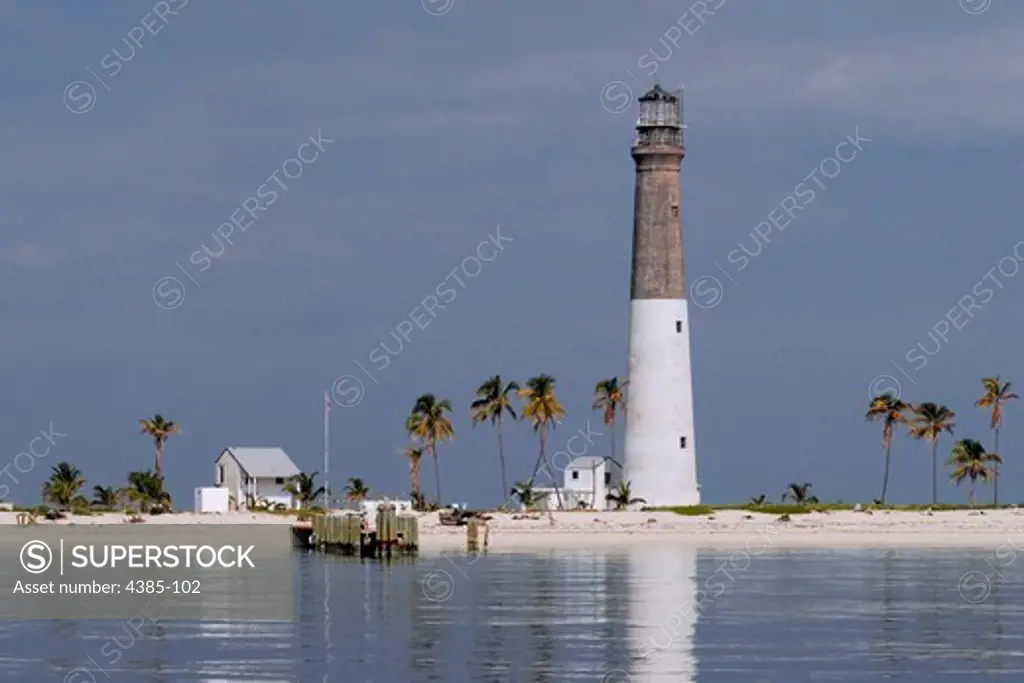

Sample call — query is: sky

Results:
[1,0,1022,508]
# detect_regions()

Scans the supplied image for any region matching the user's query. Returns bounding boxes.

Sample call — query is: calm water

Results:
[3,544,1024,681]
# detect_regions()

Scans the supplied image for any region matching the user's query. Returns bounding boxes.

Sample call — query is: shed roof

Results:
[567,456,606,468]
[219,447,300,478]
[566,456,624,470]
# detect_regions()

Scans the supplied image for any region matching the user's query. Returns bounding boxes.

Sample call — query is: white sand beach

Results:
[413,509,1024,551]
[5,509,1023,551]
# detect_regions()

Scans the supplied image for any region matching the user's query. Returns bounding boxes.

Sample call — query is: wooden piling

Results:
[298,507,418,558]
[396,514,418,549]
[377,505,398,554]
[465,517,489,553]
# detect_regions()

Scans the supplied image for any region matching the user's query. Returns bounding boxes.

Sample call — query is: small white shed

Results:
[534,456,623,511]
[194,487,230,513]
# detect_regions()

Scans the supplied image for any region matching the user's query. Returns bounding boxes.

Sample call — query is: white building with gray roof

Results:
[214,446,301,510]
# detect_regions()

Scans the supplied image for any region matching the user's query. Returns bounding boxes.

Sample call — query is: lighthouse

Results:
[623,85,700,507]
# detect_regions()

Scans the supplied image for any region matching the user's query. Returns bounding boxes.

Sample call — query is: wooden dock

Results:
[292,505,419,558]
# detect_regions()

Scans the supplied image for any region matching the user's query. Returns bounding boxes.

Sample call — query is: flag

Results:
[325,391,332,414]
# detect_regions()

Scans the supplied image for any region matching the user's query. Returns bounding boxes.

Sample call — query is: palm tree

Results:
[750,494,767,506]
[947,438,1002,507]
[344,476,370,506]
[977,377,1018,506]
[125,470,172,513]
[400,445,424,502]
[781,482,819,504]
[42,462,86,509]
[510,480,548,511]
[605,481,646,511]
[865,394,911,505]
[285,471,326,508]
[139,414,181,478]
[910,403,956,505]
[520,374,567,510]
[407,394,455,505]
[92,485,120,507]
[592,377,628,506]
[471,375,520,503]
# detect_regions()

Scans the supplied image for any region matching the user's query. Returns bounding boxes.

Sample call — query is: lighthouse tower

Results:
[623,85,700,507]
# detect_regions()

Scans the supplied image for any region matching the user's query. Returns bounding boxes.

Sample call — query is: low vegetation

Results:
[605,481,646,511]
[658,501,1013,517]
[27,461,174,517]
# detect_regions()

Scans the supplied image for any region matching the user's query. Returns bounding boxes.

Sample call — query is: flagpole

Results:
[324,391,331,509]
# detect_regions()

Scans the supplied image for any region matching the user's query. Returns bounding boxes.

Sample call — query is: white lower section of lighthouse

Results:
[624,298,700,507]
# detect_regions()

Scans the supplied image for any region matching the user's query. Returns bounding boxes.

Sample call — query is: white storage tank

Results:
[194,487,230,513]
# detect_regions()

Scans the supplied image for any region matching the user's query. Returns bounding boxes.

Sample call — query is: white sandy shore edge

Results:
[5,509,1024,550]
[414,509,1024,551]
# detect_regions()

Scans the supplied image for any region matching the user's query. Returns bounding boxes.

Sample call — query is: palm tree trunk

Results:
[541,430,564,511]
[608,420,616,510]
[593,419,615,510]
[155,440,163,478]
[432,437,442,505]
[497,416,509,504]
[610,419,616,463]
[969,479,975,508]
[994,426,1000,506]
[931,438,938,505]
[527,437,545,486]
[880,442,891,505]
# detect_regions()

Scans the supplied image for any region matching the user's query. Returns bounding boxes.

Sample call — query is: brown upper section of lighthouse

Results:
[630,85,686,300]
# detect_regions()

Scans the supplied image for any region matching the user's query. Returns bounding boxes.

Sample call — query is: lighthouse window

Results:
[675,320,682,333]
[680,437,687,449]
[671,204,679,218]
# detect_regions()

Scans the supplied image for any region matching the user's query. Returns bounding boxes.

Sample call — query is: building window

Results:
[216,465,224,485]
[275,477,285,485]
[604,472,611,485]
[680,437,687,449]
[571,471,579,480]
[671,204,679,218]
[675,320,683,333]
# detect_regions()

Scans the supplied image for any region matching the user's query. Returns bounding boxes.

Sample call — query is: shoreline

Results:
[4,509,1024,550]
[414,509,1024,551]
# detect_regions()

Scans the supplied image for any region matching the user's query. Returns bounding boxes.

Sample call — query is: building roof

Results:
[565,456,624,470]
[219,447,300,478]
[567,456,607,469]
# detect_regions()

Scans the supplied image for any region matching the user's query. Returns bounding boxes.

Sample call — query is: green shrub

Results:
[656,502,1015,515]
[654,505,715,516]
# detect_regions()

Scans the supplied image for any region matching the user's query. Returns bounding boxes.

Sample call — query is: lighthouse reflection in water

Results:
[604,545,698,683]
